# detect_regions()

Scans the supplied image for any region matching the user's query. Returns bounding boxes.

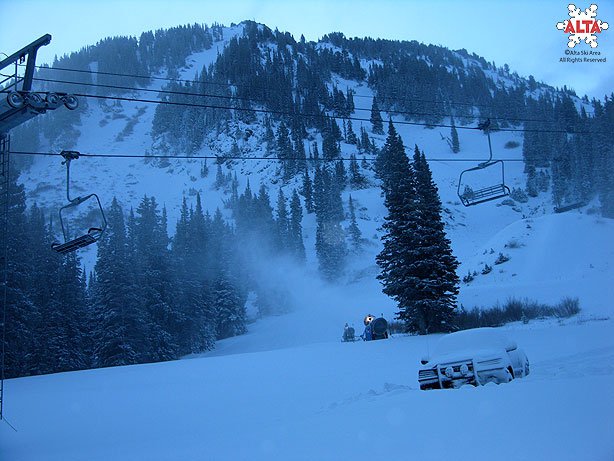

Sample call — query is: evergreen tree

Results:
[322,119,341,160]
[171,196,215,355]
[347,195,363,253]
[410,146,460,332]
[312,142,320,162]
[49,251,90,373]
[289,190,306,262]
[275,188,290,251]
[370,97,384,134]
[359,126,371,153]
[361,156,370,170]
[215,163,226,189]
[346,88,355,113]
[302,169,314,213]
[349,154,366,189]
[376,122,459,334]
[376,123,421,329]
[227,171,237,202]
[211,273,246,340]
[25,205,61,375]
[526,164,539,197]
[276,122,294,179]
[314,166,347,280]
[256,185,275,239]
[346,119,358,145]
[263,116,275,143]
[293,132,307,173]
[200,159,209,178]
[450,117,460,153]
[3,175,42,377]
[335,159,347,189]
[133,196,179,361]
[375,120,405,192]
[93,198,145,367]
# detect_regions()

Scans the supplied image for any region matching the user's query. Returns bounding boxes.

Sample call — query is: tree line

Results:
[522,93,614,216]
[2,151,372,377]
[1,171,247,378]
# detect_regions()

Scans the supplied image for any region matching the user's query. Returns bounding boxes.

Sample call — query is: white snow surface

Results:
[3,25,614,460]
[1,318,613,460]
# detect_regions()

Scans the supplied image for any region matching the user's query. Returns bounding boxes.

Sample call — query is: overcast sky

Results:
[1,0,612,99]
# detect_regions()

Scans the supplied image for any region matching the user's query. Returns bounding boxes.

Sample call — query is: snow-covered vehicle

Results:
[418,328,529,390]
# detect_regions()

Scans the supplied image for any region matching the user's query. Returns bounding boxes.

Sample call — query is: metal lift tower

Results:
[0,34,78,421]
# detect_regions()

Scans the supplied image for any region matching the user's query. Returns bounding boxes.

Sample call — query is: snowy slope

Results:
[1,318,612,461]
[458,212,614,315]
[196,211,614,357]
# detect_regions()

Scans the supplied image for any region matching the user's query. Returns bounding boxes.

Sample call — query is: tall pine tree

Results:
[376,122,459,334]
[370,97,384,135]
[314,166,347,280]
[450,116,460,153]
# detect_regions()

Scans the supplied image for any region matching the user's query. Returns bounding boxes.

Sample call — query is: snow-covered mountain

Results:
[2,21,613,461]
[14,22,611,317]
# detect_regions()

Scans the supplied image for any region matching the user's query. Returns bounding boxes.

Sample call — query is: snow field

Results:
[457,212,614,316]
[1,319,612,460]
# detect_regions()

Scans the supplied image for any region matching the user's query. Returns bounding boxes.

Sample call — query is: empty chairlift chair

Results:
[457,119,510,206]
[51,150,107,254]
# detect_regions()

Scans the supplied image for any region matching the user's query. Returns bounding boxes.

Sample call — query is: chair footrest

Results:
[52,234,97,254]
[461,184,510,206]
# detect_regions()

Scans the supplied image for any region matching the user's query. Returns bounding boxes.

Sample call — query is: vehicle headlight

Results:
[445,366,454,377]
[460,364,469,376]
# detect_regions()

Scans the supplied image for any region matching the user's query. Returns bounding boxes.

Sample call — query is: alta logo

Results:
[556,4,609,48]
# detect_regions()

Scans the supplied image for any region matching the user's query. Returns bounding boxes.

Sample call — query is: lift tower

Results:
[0,34,78,421]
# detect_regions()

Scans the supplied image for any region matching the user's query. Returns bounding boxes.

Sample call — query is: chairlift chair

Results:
[51,150,107,254]
[457,119,510,206]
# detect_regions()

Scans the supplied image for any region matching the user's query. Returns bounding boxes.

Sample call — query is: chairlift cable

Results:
[27,64,500,108]
[32,77,264,104]
[28,64,597,114]
[2,89,596,135]
[8,150,528,162]
[28,76,572,125]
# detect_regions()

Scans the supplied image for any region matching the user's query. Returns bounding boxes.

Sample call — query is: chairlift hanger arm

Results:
[60,150,80,202]
[476,118,493,165]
